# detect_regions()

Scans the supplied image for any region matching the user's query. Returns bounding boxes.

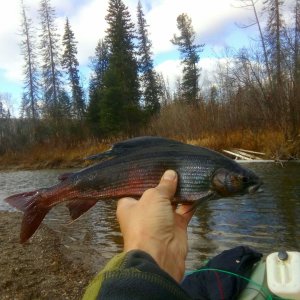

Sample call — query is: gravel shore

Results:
[0,211,98,300]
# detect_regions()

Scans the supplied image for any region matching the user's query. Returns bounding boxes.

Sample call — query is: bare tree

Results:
[264,0,285,87]
[236,0,272,83]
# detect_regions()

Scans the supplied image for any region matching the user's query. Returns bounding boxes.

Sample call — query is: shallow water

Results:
[0,162,299,270]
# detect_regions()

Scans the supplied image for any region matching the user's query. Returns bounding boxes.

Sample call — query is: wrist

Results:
[124,238,185,282]
[124,237,168,266]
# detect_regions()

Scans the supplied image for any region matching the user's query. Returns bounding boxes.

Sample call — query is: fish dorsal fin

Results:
[85,136,186,161]
[58,172,73,181]
[66,199,98,220]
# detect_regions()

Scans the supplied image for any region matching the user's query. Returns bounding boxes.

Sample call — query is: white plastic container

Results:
[266,251,300,300]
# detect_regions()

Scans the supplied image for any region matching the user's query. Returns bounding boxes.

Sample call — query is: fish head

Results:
[211,166,262,197]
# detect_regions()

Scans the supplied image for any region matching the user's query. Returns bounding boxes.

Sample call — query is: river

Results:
[0,162,299,270]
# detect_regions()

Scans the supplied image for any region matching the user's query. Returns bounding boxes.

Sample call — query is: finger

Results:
[155,170,178,199]
[176,204,195,225]
[117,197,138,221]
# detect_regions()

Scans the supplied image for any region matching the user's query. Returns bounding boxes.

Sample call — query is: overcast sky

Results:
[0,0,294,115]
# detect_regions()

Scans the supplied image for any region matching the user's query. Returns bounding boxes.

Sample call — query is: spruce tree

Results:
[87,39,109,133]
[62,18,85,119]
[102,0,141,134]
[171,13,204,104]
[136,0,160,116]
[89,39,109,101]
[20,1,40,119]
[39,0,64,119]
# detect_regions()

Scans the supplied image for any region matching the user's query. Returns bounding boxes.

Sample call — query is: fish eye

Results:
[241,176,248,183]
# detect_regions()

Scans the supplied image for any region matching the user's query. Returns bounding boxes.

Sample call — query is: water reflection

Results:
[0,162,299,270]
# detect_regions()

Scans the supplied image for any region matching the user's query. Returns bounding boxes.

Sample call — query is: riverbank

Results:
[0,130,299,170]
[0,211,101,300]
[0,139,110,171]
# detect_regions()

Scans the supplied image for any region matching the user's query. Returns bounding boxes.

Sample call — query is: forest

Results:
[0,0,299,168]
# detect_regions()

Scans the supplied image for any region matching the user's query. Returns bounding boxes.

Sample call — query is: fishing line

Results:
[184,267,290,300]
[243,287,269,299]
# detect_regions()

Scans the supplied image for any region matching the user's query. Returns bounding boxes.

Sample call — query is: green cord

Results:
[185,268,289,300]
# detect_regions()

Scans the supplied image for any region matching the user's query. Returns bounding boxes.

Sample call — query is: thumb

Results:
[155,170,178,200]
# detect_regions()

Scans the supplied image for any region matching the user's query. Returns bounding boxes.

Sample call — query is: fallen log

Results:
[222,149,265,160]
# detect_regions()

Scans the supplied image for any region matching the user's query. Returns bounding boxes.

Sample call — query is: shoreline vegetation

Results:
[1,0,299,171]
[0,128,299,171]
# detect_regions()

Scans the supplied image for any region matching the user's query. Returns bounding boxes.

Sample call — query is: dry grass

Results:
[0,139,112,170]
[145,101,300,160]
[0,129,299,170]
[187,130,299,159]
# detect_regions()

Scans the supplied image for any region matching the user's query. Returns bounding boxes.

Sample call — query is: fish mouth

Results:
[248,182,263,194]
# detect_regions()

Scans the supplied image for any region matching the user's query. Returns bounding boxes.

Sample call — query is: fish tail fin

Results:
[5,189,51,243]
[5,191,38,212]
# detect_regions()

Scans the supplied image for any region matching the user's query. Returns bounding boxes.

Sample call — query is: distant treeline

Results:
[0,0,299,157]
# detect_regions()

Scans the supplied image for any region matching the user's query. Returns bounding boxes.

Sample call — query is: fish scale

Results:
[4,136,261,243]
[83,155,212,200]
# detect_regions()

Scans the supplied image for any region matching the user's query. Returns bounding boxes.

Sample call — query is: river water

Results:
[0,162,299,270]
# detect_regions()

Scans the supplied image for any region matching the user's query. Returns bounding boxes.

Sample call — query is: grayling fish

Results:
[5,136,262,243]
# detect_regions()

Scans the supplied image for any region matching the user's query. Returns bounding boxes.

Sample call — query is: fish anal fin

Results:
[67,199,97,220]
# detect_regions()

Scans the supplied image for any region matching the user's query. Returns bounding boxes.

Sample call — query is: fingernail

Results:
[163,170,177,181]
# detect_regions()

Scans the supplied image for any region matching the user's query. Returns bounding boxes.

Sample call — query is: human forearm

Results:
[82,250,191,300]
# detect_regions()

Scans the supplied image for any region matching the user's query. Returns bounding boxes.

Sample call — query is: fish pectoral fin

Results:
[66,199,98,220]
[196,190,217,203]
[183,191,217,214]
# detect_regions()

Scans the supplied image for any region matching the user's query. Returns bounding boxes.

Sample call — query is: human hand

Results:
[117,170,194,282]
